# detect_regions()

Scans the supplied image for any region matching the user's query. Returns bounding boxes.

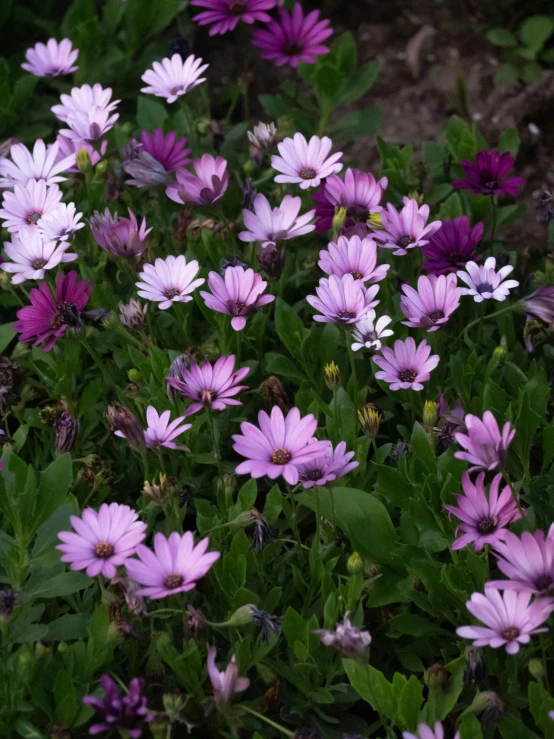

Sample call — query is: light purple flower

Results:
[444,472,522,552]
[191,0,276,36]
[313,168,388,233]
[2,228,77,284]
[90,208,152,260]
[200,265,274,330]
[207,647,250,703]
[313,611,371,656]
[22,38,78,78]
[307,274,379,324]
[373,198,441,256]
[51,84,120,124]
[524,285,554,325]
[452,150,524,197]
[0,139,75,189]
[454,411,515,472]
[0,179,62,233]
[125,531,220,599]
[140,54,209,103]
[457,257,519,302]
[297,441,358,488]
[83,675,153,738]
[166,154,229,205]
[122,142,169,188]
[136,255,204,310]
[403,722,460,739]
[54,134,107,172]
[488,530,554,595]
[233,406,330,485]
[319,235,389,284]
[351,309,393,352]
[422,216,484,275]
[60,106,119,144]
[57,503,147,579]
[239,193,315,248]
[115,406,191,450]
[38,202,85,242]
[456,588,554,654]
[247,121,278,151]
[271,133,342,189]
[373,337,439,391]
[141,129,191,172]
[400,273,461,332]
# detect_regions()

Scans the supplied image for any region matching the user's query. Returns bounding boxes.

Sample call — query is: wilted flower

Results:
[351,310,393,352]
[313,612,371,657]
[464,646,486,685]
[200,265,274,330]
[90,208,152,260]
[187,606,208,639]
[454,411,515,472]
[297,441,358,488]
[166,154,228,205]
[452,150,524,197]
[373,337,439,391]
[422,216,483,275]
[0,179,62,233]
[247,510,276,551]
[239,193,315,248]
[0,139,75,189]
[141,54,209,103]
[457,257,519,302]
[249,606,281,643]
[191,0,277,36]
[358,404,381,437]
[537,191,554,223]
[2,228,77,284]
[83,675,153,738]
[220,255,247,274]
[271,133,342,189]
[22,38,78,78]
[373,198,441,256]
[259,375,292,413]
[313,168,387,233]
[400,273,461,331]
[111,576,147,616]
[489,529,554,595]
[106,404,145,451]
[207,647,250,703]
[142,475,169,505]
[248,121,278,151]
[55,411,80,452]
[136,255,204,310]
[115,406,191,451]
[257,242,285,276]
[319,235,389,284]
[307,274,379,324]
[403,722,460,739]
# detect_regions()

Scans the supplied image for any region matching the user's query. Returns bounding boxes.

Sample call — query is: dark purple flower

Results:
[422,216,484,275]
[452,150,524,197]
[83,675,153,738]
[313,168,387,233]
[191,0,277,36]
[524,286,554,325]
[90,208,152,260]
[141,129,191,172]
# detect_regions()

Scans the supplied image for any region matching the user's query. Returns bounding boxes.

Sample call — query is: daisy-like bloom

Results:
[403,721,460,739]
[252,3,333,67]
[456,588,554,655]
[60,106,119,144]
[452,150,524,197]
[90,208,152,260]
[51,83,120,124]
[313,168,388,233]
[57,503,147,579]
[140,54,208,103]
[166,355,249,416]
[207,648,250,704]
[239,193,315,249]
[524,285,554,325]
[13,270,93,351]
[297,441,358,489]
[141,129,191,172]
[122,139,168,188]
[83,675,153,739]
[489,530,554,595]
[0,179,62,233]
[454,411,515,472]
[373,198,441,256]
[136,255,204,310]
[400,273,461,332]
[0,139,75,189]
[200,265,274,330]
[271,133,342,190]
[191,0,276,36]
[21,38,78,78]
[115,406,191,450]
[233,406,330,485]
[457,257,519,302]
[54,134,107,172]
[351,309,393,352]
[319,235,390,284]
[422,216,484,275]
[166,154,228,205]
[119,299,148,330]
[443,472,522,552]
[307,274,379,325]
[125,531,220,599]
[313,612,371,657]
[1,228,77,284]
[247,121,278,151]
[38,202,85,242]
[373,337,439,391]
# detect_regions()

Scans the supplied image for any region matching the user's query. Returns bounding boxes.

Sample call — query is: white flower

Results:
[271,133,343,190]
[351,310,394,351]
[0,139,76,189]
[1,228,77,284]
[457,257,519,303]
[140,54,209,104]
[51,83,120,123]
[136,255,205,310]
[247,122,277,151]
[38,202,85,242]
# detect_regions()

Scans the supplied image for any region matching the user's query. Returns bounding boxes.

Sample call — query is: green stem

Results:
[82,338,111,383]
[206,409,223,483]
[462,301,522,343]
[345,330,358,397]
[147,608,184,617]
[241,706,294,737]
[491,196,497,243]
[314,486,321,542]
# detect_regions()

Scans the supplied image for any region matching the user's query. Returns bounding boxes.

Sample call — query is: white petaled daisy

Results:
[351,310,394,352]
[136,255,205,310]
[60,106,119,144]
[0,179,62,233]
[1,228,77,284]
[271,133,343,189]
[457,257,519,303]
[38,202,85,242]
[51,83,120,123]
[140,54,209,104]
[0,139,76,189]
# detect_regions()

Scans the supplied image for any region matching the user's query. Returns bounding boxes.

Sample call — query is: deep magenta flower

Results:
[373,198,441,256]
[136,255,204,310]
[166,154,228,205]
[125,531,220,599]
[191,0,276,36]
[207,647,250,703]
[422,216,484,275]
[524,286,554,325]
[307,274,379,324]
[489,530,554,595]
[0,179,62,233]
[403,722,460,739]
[83,675,153,738]
[373,337,439,391]
[115,406,191,450]
[239,193,315,248]
[454,411,515,472]
[271,133,342,189]
[444,472,522,551]
[52,84,119,124]
[0,139,75,189]
[457,257,519,302]
[400,273,461,332]
[90,208,152,260]
[22,38,78,77]
[141,129,191,172]
[200,265,274,330]
[452,150,524,197]
[233,406,329,485]
[297,441,358,488]
[57,503,147,579]
[313,168,388,233]
[140,54,209,103]
[14,270,93,351]
[318,235,389,284]
[252,3,333,67]
[2,228,77,284]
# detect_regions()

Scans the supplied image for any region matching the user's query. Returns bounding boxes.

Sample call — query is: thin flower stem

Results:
[491,195,497,243]
[206,409,223,482]
[147,608,185,617]
[82,338,111,383]
[345,329,358,397]
[314,486,321,542]
[241,706,294,737]
[462,301,521,342]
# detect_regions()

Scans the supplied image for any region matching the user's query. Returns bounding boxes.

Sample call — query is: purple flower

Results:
[247,121,278,151]
[297,441,358,488]
[60,106,119,145]
[452,150,524,197]
[239,193,315,248]
[166,154,228,205]
[115,406,191,450]
[400,273,461,332]
[271,133,342,189]
[456,588,554,654]
[2,228,77,284]
[38,202,85,242]
[57,503,147,579]
[307,274,379,324]
[313,168,387,233]
[444,472,522,551]
[319,235,389,284]
[14,270,93,351]
[166,355,249,416]
[141,129,191,172]
[0,179,62,233]
[252,3,333,67]
[90,208,152,260]
[403,722,460,739]
[457,257,519,302]
[52,84,119,124]
[136,255,204,310]
[207,647,250,703]
[313,611,371,657]
[454,411,515,472]
[191,0,276,36]
[373,337,439,391]
[0,139,75,189]
[351,310,393,352]
[22,38,78,78]
[488,530,554,595]
[83,675,153,738]
[125,531,220,599]
[233,406,329,485]
[200,265,274,330]
[373,198,441,256]
[141,54,209,103]
[524,285,554,325]
[422,216,484,275]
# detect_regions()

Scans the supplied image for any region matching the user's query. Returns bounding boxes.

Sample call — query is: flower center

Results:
[448,252,462,264]
[349,204,369,222]
[476,282,494,295]
[484,180,499,191]
[306,468,323,481]
[27,211,41,224]
[398,235,415,248]
[58,301,81,328]
[477,516,497,534]
[399,368,417,382]
[286,43,303,56]
[234,301,247,314]
[501,626,520,641]
[164,288,180,299]
[95,541,114,559]
[164,574,184,590]
[271,448,291,465]
[32,259,47,269]
[229,0,246,13]
[535,574,553,592]
[338,310,355,321]
[300,167,316,180]
[200,388,216,405]
[428,310,445,322]
[348,270,363,280]
[170,85,185,96]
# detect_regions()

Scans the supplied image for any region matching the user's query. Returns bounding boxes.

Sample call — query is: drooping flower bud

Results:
[90,208,152,260]
[55,411,80,453]
[106,404,145,451]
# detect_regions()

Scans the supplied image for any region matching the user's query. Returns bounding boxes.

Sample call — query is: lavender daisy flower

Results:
[313,612,371,657]
[422,216,484,275]
[452,150,524,197]
[90,208,152,260]
[373,198,441,256]
[122,143,168,188]
[351,309,393,351]
[373,337,439,391]
[0,179,62,233]
[51,83,120,124]
[140,54,209,103]
[125,531,220,599]
[297,441,358,488]
[456,588,554,654]
[319,235,389,284]
[403,722,460,739]
[60,106,119,144]
[400,273,461,332]
[457,257,519,302]
[313,169,388,233]
[22,38,78,78]
[488,530,554,595]
[14,270,93,351]
[444,472,522,551]
[0,139,75,189]
[38,202,85,242]
[136,255,204,310]
[207,648,250,703]
[307,274,379,325]
[200,265,274,330]
[252,3,333,67]
[191,0,276,36]
[454,411,515,472]
[166,355,249,416]
[57,503,147,579]
[524,285,554,325]
[232,406,329,485]
[54,134,107,172]
[166,154,228,205]
[271,133,342,189]
[120,299,148,330]
[115,406,191,450]
[83,675,153,738]
[239,193,315,248]
[1,228,77,284]
[141,129,191,172]
[247,121,278,151]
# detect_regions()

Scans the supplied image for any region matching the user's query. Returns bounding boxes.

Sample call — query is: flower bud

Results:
[493,345,507,362]
[143,474,168,504]
[76,149,92,174]
[347,552,364,575]
[332,206,347,235]
[119,299,147,330]
[49,727,71,739]
[105,403,145,452]
[127,369,141,384]
[368,212,382,229]
[55,411,80,453]
[324,361,341,391]
[163,691,187,722]
[148,716,170,739]
[218,473,236,497]
[0,588,20,618]
[259,375,292,413]
[257,243,285,277]
[242,177,257,211]
[407,190,425,206]
[422,400,437,429]
[358,403,381,437]
[146,655,165,683]
[39,405,58,426]
[424,663,449,690]
[247,121,278,151]
[470,691,507,728]
[95,159,108,176]
[223,605,256,627]
[528,657,545,680]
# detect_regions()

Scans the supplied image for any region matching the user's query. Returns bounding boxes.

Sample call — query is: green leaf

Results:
[274,298,308,362]
[388,613,452,637]
[520,15,554,51]
[398,675,424,732]
[0,322,15,353]
[33,454,73,534]
[48,613,91,641]
[14,719,45,739]
[410,422,436,473]
[343,659,396,721]
[332,107,384,142]
[438,192,463,220]
[334,60,380,106]
[494,63,519,87]
[137,95,168,130]
[265,353,306,384]
[486,28,518,47]
[258,94,290,118]
[26,571,91,598]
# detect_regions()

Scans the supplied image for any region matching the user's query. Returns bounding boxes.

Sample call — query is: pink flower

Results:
[239,193,315,248]
[207,648,250,703]
[271,133,342,189]
[313,168,387,233]
[51,84,119,124]
[60,106,119,144]
[140,54,209,103]
[140,129,191,172]
[191,0,277,36]
[57,503,147,579]
[307,274,379,324]
[373,198,441,256]
[2,228,77,284]
[373,337,439,391]
[200,265,274,330]
[318,235,389,284]
[90,208,152,260]
[166,154,229,205]
[22,38,78,78]
[297,441,358,488]
[0,179,62,233]
[400,273,461,332]
[489,530,554,595]
[125,531,220,599]
[454,411,515,472]
[115,406,191,450]
[403,722,460,739]
[136,255,204,310]
[0,139,75,189]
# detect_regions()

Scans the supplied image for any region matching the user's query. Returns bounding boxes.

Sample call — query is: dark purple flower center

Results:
[170,85,185,96]
[271,448,291,465]
[27,211,42,225]
[306,468,323,481]
[429,310,445,322]
[300,167,316,180]
[229,0,247,13]
[286,43,303,56]
[476,282,494,295]
[535,574,553,592]
[32,259,47,269]
[349,204,370,222]
[399,368,417,382]
[230,300,248,315]
[164,574,184,589]
[339,310,355,321]
[448,252,463,265]
[50,301,81,331]
[501,626,520,641]
[398,235,415,248]
[477,516,497,534]
[95,541,114,558]
[348,270,363,280]
[483,180,499,192]
[200,388,216,405]
[164,288,180,299]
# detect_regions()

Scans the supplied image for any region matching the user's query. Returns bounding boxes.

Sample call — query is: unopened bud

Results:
[493,345,507,362]
[224,605,256,627]
[347,552,363,575]
[257,243,285,277]
[407,190,425,206]
[127,369,141,383]
[163,691,187,721]
[148,716,170,739]
[54,411,80,453]
[95,159,108,176]
[106,403,145,451]
[145,655,165,683]
[358,403,381,437]
[119,299,147,330]
[528,657,545,680]
[218,473,236,497]
[424,663,449,690]
[332,206,347,235]
[143,474,168,504]
[324,361,341,391]
[76,149,92,174]
[422,400,437,429]
[368,212,382,229]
